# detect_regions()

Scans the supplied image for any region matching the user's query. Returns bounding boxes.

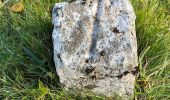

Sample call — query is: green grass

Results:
[132,0,170,99]
[0,0,170,99]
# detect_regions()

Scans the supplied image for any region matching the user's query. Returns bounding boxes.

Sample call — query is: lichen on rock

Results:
[52,0,138,99]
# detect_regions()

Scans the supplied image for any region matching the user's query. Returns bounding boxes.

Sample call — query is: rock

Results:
[52,0,138,99]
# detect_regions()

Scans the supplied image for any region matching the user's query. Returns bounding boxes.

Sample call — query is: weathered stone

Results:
[52,0,138,99]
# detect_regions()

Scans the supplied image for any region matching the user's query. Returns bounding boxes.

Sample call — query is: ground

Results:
[0,0,170,100]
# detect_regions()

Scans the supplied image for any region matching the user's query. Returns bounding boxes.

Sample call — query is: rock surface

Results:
[52,0,138,98]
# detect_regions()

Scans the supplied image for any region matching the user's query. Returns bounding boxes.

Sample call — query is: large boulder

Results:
[52,0,138,98]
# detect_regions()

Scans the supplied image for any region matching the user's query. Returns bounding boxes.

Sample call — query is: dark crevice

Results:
[117,74,124,79]
[57,54,62,62]
[89,0,103,54]
[116,71,130,79]
[90,75,97,79]
[89,1,92,6]
[131,32,134,36]
[85,85,98,89]
[81,0,86,5]
[98,67,139,80]
[112,27,120,33]
[105,74,109,77]
[85,66,95,74]
[100,67,139,79]
[131,66,139,75]
[100,50,105,56]
[90,1,92,4]
[69,0,76,3]
[123,71,130,75]
[85,59,89,63]
[116,66,139,79]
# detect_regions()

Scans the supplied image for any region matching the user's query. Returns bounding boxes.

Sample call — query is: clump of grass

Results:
[0,0,169,99]
[131,0,170,99]
[0,0,60,99]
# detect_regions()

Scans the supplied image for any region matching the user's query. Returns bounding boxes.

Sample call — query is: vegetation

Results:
[0,0,169,99]
[132,0,170,99]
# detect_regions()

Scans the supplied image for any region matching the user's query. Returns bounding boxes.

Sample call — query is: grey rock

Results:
[52,0,138,99]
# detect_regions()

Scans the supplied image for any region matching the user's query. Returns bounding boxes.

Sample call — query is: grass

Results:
[0,0,169,99]
[132,0,170,99]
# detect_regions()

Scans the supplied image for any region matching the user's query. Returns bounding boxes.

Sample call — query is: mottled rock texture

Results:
[52,0,138,99]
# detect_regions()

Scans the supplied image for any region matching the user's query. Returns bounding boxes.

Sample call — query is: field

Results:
[0,0,170,99]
